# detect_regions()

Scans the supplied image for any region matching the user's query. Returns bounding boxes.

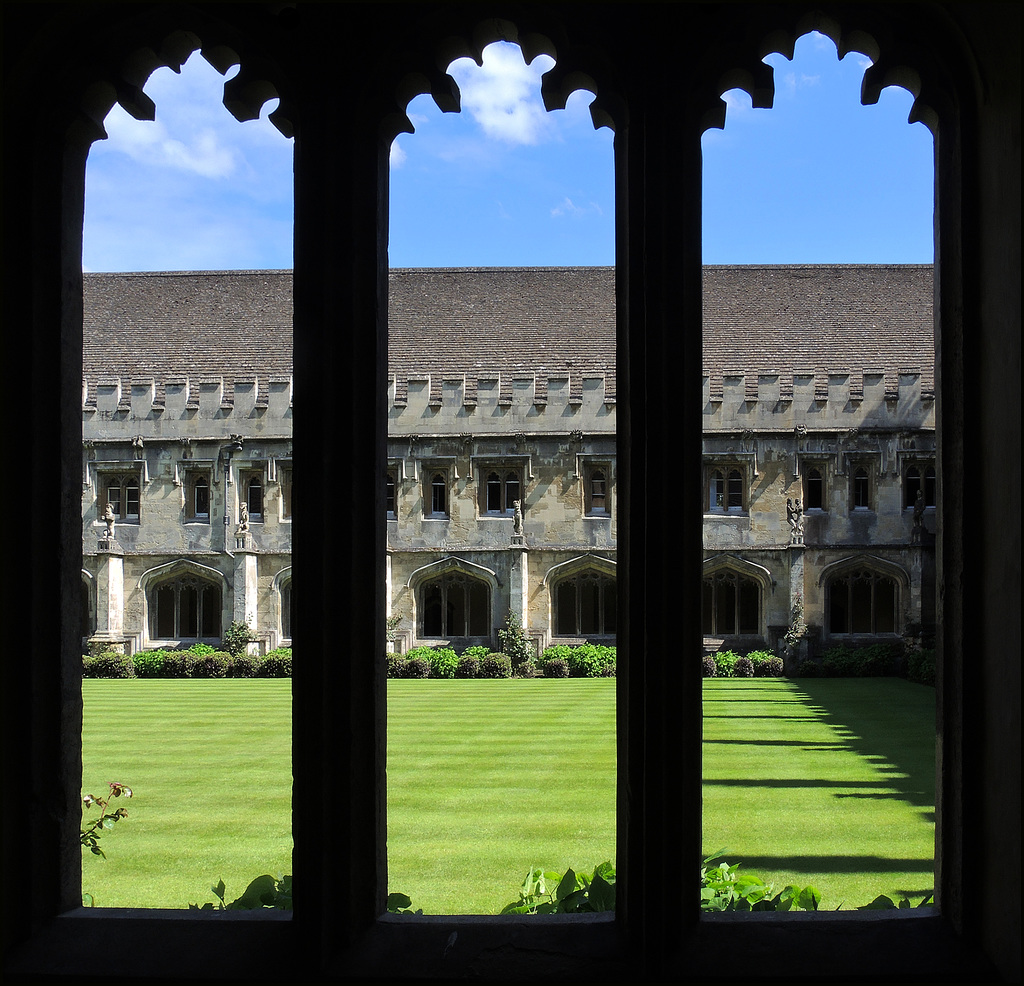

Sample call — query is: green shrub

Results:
[702,655,718,678]
[231,652,264,678]
[820,644,901,678]
[516,658,539,678]
[538,644,574,667]
[403,656,430,679]
[455,654,480,678]
[712,650,740,677]
[501,862,616,915]
[734,656,754,678]
[83,651,135,679]
[755,655,785,677]
[905,648,936,686]
[480,652,513,678]
[497,612,534,671]
[428,646,458,679]
[221,621,257,656]
[187,650,232,678]
[161,651,191,678]
[460,645,491,661]
[796,658,821,677]
[132,649,169,678]
[386,653,407,679]
[182,642,217,657]
[545,658,569,678]
[261,648,292,677]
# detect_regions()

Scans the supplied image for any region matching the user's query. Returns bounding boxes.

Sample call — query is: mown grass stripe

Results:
[83,676,933,913]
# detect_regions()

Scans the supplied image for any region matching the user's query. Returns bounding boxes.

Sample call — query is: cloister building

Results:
[82,263,934,659]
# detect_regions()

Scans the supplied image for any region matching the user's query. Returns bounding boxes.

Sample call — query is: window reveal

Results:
[429,472,448,517]
[246,474,264,520]
[150,575,221,639]
[707,467,745,513]
[852,466,871,509]
[483,469,521,514]
[829,569,897,634]
[805,467,825,509]
[702,571,760,635]
[585,466,610,516]
[554,571,616,635]
[905,463,936,508]
[421,572,489,636]
[386,471,396,517]
[104,473,140,521]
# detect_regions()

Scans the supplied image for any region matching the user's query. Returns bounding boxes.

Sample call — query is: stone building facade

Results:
[82,264,933,658]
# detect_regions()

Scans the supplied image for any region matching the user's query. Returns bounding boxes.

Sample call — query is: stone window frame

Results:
[408,556,498,641]
[803,463,827,511]
[240,467,266,522]
[9,5,1019,984]
[848,460,876,511]
[97,466,143,524]
[705,460,748,514]
[183,466,213,522]
[700,556,771,637]
[820,556,909,639]
[584,460,612,517]
[543,554,618,639]
[421,463,452,519]
[142,561,226,645]
[477,463,523,517]
[904,459,937,509]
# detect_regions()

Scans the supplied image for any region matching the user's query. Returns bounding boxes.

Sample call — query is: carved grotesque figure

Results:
[512,499,524,536]
[102,502,116,539]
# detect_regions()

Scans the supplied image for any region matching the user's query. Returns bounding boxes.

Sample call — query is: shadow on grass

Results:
[720,853,933,875]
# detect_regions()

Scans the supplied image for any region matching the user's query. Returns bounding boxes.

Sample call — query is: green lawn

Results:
[82,676,934,912]
[702,678,935,907]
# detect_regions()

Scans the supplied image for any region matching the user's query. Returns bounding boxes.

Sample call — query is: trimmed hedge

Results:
[82,651,135,678]
[702,648,785,678]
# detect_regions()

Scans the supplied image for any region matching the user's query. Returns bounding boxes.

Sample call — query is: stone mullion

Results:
[290,40,389,962]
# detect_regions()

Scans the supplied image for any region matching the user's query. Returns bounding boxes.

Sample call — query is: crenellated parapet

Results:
[703,366,934,431]
[82,374,293,440]
[388,372,616,435]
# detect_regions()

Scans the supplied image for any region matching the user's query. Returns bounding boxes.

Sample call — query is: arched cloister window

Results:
[553,568,616,636]
[420,570,490,638]
[246,474,264,520]
[150,572,222,640]
[702,569,761,635]
[828,567,898,635]
[805,467,825,509]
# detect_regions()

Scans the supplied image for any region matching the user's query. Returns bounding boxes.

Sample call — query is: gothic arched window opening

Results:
[554,570,616,636]
[150,574,222,641]
[828,568,897,635]
[420,571,489,638]
[702,570,760,635]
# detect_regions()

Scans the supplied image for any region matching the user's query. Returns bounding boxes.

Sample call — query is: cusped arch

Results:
[817,553,910,591]
[139,557,230,594]
[542,553,616,587]
[76,20,294,146]
[701,15,942,139]
[406,555,498,591]
[702,553,773,590]
[383,18,625,144]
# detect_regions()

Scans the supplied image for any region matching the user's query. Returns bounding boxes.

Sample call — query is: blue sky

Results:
[83,32,933,272]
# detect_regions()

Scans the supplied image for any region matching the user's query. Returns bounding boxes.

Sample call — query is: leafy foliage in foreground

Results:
[500,861,616,914]
[190,874,292,911]
[701,850,820,912]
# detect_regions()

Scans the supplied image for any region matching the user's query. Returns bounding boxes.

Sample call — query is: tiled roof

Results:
[83,265,934,389]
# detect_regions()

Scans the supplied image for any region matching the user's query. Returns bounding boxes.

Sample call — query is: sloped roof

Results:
[83,265,934,388]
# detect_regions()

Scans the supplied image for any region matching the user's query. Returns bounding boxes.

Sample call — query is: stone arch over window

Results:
[139,559,228,645]
[407,557,496,640]
[9,4,1020,983]
[701,555,771,637]
[819,555,910,637]
[543,555,617,638]
[272,566,293,643]
[81,569,96,641]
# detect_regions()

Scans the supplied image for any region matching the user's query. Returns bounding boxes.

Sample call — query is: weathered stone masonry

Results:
[82,264,933,657]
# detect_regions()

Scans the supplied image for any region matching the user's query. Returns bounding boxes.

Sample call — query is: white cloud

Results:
[390,139,407,169]
[449,42,555,145]
[102,104,236,178]
[550,197,603,219]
